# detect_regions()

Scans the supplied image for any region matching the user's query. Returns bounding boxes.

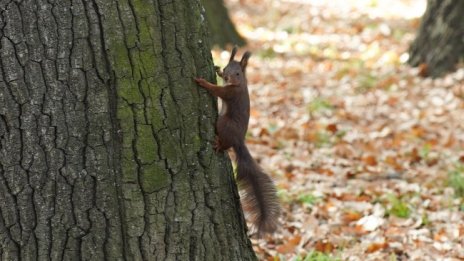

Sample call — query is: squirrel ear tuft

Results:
[229,46,238,62]
[240,51,251,71]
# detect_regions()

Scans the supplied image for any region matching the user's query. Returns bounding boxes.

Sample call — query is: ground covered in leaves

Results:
[215,0,464,260]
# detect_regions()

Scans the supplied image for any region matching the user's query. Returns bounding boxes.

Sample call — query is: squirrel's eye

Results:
[236,73,239,76]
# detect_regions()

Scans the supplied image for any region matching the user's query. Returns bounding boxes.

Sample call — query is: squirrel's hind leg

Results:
[213,135,231,152]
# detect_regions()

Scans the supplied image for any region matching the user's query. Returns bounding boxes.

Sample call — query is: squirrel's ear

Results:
[240,51,251,71]
[229,46,238,62]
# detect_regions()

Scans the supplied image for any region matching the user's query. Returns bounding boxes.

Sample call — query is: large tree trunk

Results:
[0,0,255,260]
[408,0,464,77]
[202,0,246,48]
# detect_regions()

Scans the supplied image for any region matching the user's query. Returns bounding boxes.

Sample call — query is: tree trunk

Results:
[0,0,255,260]
[202,0,246,48]
[408,0,464,77]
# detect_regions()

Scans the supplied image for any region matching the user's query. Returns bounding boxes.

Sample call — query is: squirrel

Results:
[195,47,280,236]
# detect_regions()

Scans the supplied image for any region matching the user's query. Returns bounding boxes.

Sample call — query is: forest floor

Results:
[215,0,464,260]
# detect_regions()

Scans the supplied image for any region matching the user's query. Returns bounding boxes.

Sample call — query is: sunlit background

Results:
[212,0,464,260]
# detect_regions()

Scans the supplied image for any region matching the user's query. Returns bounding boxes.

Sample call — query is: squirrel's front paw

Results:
[194,77,208,87]
[214,66,223,77]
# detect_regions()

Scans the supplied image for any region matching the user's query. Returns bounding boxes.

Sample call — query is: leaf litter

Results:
[215,0,464,260]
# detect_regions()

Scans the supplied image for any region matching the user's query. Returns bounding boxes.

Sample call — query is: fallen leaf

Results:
[362,155,378,166]
[326,123,338,133]
[433,228,447,242]
[357,215,384,231]
[418,63,428,77]
[385,155,402,170]
[314,240,335,253]
[342,210,363,223]
[365,242,388,253]
[408,148,422,164]
[315,167,334,176]
[276,235,301,254]
[459,155,464,163]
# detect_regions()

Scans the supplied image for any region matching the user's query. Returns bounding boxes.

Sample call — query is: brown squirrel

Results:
[195,47,280,235]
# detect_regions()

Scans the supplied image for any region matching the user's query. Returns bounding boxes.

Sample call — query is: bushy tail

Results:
[234,142,280,236]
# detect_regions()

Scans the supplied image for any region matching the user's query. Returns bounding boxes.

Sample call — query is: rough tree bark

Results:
[0,0,256,260]
[408,0,464,77]
[201,0,246,48]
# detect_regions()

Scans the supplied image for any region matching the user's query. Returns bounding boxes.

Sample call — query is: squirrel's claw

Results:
[194,77,204,84]
[213,136,223,153]
[194,77,209,88]
[214,66,224,78]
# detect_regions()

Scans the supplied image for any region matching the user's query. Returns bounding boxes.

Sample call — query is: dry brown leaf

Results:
[408,148,422,164]
[315,167,334,176]
[365,242,388,253]
[384,226,404,238]
[445,134,456,148]
[426,157,438,166]
[353,22,365,33]
[342,210,362,223]
[246,137,266,145]
[341,225,369,236]
[378,76,399,90]
[250,108,261,118]
[275,126,299,140]
[258,127,271,137]
[459,225,464,237]
[345,171,358,179]
[387,96,399,106]
[410,125,425,138]
[433,228,447,242]
[326,123,338,133]
[452,83,464,99]
[410,18,421,29]
[459,155,464,163]
[284,171,295,181]
[314,240,335,253]
[362,155,378,166]
[356,195,372,202]
[276,235,301,254]
[418,63,429,77]
[334,143,355,158]
[385,155,402,170]
[335,193,371,202]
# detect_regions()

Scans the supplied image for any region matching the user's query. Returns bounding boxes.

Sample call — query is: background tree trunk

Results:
[0,0,255,260]
[408,0,464,77]
[202,0,246,48]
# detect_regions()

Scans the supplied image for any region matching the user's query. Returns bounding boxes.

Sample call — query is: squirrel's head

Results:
[223,46,251,86]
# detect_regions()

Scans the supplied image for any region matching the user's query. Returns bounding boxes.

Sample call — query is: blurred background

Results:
[204,0,464,260]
